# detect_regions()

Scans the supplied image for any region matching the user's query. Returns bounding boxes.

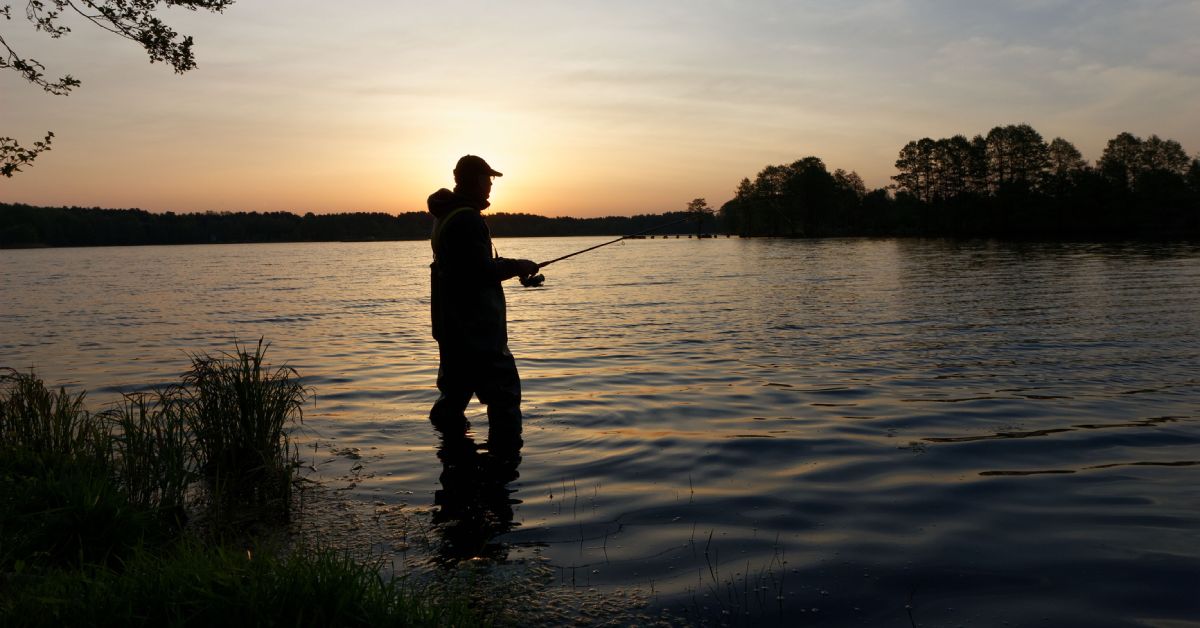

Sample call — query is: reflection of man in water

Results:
[431,431,521,566]
[428,155,537,444]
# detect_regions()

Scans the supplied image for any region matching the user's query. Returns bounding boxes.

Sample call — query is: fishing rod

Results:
[519,216,699,287]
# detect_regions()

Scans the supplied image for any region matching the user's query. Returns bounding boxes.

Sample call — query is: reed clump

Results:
[182,339,306,521]
[1,340,305,535]
[101,390,194,523]
[0,343,485,626]
[0,367,103,461]
[0,368,166,568]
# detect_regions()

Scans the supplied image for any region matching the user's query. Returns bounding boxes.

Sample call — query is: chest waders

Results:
[428,206,523,445]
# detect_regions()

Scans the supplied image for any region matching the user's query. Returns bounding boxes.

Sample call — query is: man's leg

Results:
[430,346,473,435]
[475,348,523,448]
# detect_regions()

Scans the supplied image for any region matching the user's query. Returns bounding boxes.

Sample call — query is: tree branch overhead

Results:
[1,0,234,176]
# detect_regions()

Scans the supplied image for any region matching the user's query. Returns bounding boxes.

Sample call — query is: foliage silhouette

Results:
[722,125,1199,239]
[0,363,487,627]
[1,0,233,176]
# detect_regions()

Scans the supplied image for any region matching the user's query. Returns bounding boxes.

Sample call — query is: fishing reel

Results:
[519,273,545,287]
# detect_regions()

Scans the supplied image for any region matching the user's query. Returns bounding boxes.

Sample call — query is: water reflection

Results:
[430,429,522,567]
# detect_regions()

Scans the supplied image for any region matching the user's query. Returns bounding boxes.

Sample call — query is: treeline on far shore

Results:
[721,126,1200,238]
[5,125,1199,248]
[0,204,716,248]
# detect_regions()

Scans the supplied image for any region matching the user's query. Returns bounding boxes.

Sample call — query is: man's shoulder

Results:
[439,207,485,230]
[436,207,488,249]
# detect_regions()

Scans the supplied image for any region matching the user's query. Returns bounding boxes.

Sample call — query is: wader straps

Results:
[431,206,476,259]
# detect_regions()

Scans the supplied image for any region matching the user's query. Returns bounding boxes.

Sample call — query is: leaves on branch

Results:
[2,1,233,175]
[81,0,233,73]
[1,34,81,93]
[2,0,235,89]
[27,1,73,38]
[1,132,54,177]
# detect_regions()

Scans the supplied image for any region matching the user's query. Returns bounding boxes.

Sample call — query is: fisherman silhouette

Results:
[428,155,538,447]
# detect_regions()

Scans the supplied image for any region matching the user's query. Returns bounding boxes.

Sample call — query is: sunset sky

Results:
[2,1,1198,217]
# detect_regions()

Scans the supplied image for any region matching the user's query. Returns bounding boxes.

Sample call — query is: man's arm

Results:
[495,257,540,280]
[438,214,537,283]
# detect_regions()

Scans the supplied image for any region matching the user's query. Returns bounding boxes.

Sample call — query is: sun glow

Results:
[2,2,1197,219]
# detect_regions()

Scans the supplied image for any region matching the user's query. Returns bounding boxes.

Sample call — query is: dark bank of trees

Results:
[721,125,1200,238]
[5,124,1197,247]
[0,203,715,248]
[0,205,430,247]
[720,158,877,237]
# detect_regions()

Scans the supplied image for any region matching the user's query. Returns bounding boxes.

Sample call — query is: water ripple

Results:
[3,238,1199,625]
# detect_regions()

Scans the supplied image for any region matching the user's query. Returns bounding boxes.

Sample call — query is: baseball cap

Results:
[454,154,503,179]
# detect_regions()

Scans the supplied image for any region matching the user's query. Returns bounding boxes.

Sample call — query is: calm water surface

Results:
[3,238,1199,626]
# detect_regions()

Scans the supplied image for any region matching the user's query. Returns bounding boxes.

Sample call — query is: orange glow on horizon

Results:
[2,2,1197,219]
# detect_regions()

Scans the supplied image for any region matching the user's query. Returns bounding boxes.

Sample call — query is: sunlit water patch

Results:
[3,238,1199,626]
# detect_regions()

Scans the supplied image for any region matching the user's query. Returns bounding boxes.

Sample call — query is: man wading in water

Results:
[428,155,538,447]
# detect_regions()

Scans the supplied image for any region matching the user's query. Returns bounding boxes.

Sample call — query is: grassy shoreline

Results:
[0,343,489,627]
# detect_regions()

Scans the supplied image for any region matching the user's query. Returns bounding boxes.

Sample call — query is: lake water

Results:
[2,237,1199,626]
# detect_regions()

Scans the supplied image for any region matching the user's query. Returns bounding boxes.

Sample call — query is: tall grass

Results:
[1,344,484,627]
[183,339,307,517]
[102,390,194,523]
[1,340,308,542]
[1,370,165,569]
[1,542,488,628]
[0,368,104,462]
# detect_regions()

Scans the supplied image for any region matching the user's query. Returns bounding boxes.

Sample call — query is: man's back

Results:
[428,188,509,350]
